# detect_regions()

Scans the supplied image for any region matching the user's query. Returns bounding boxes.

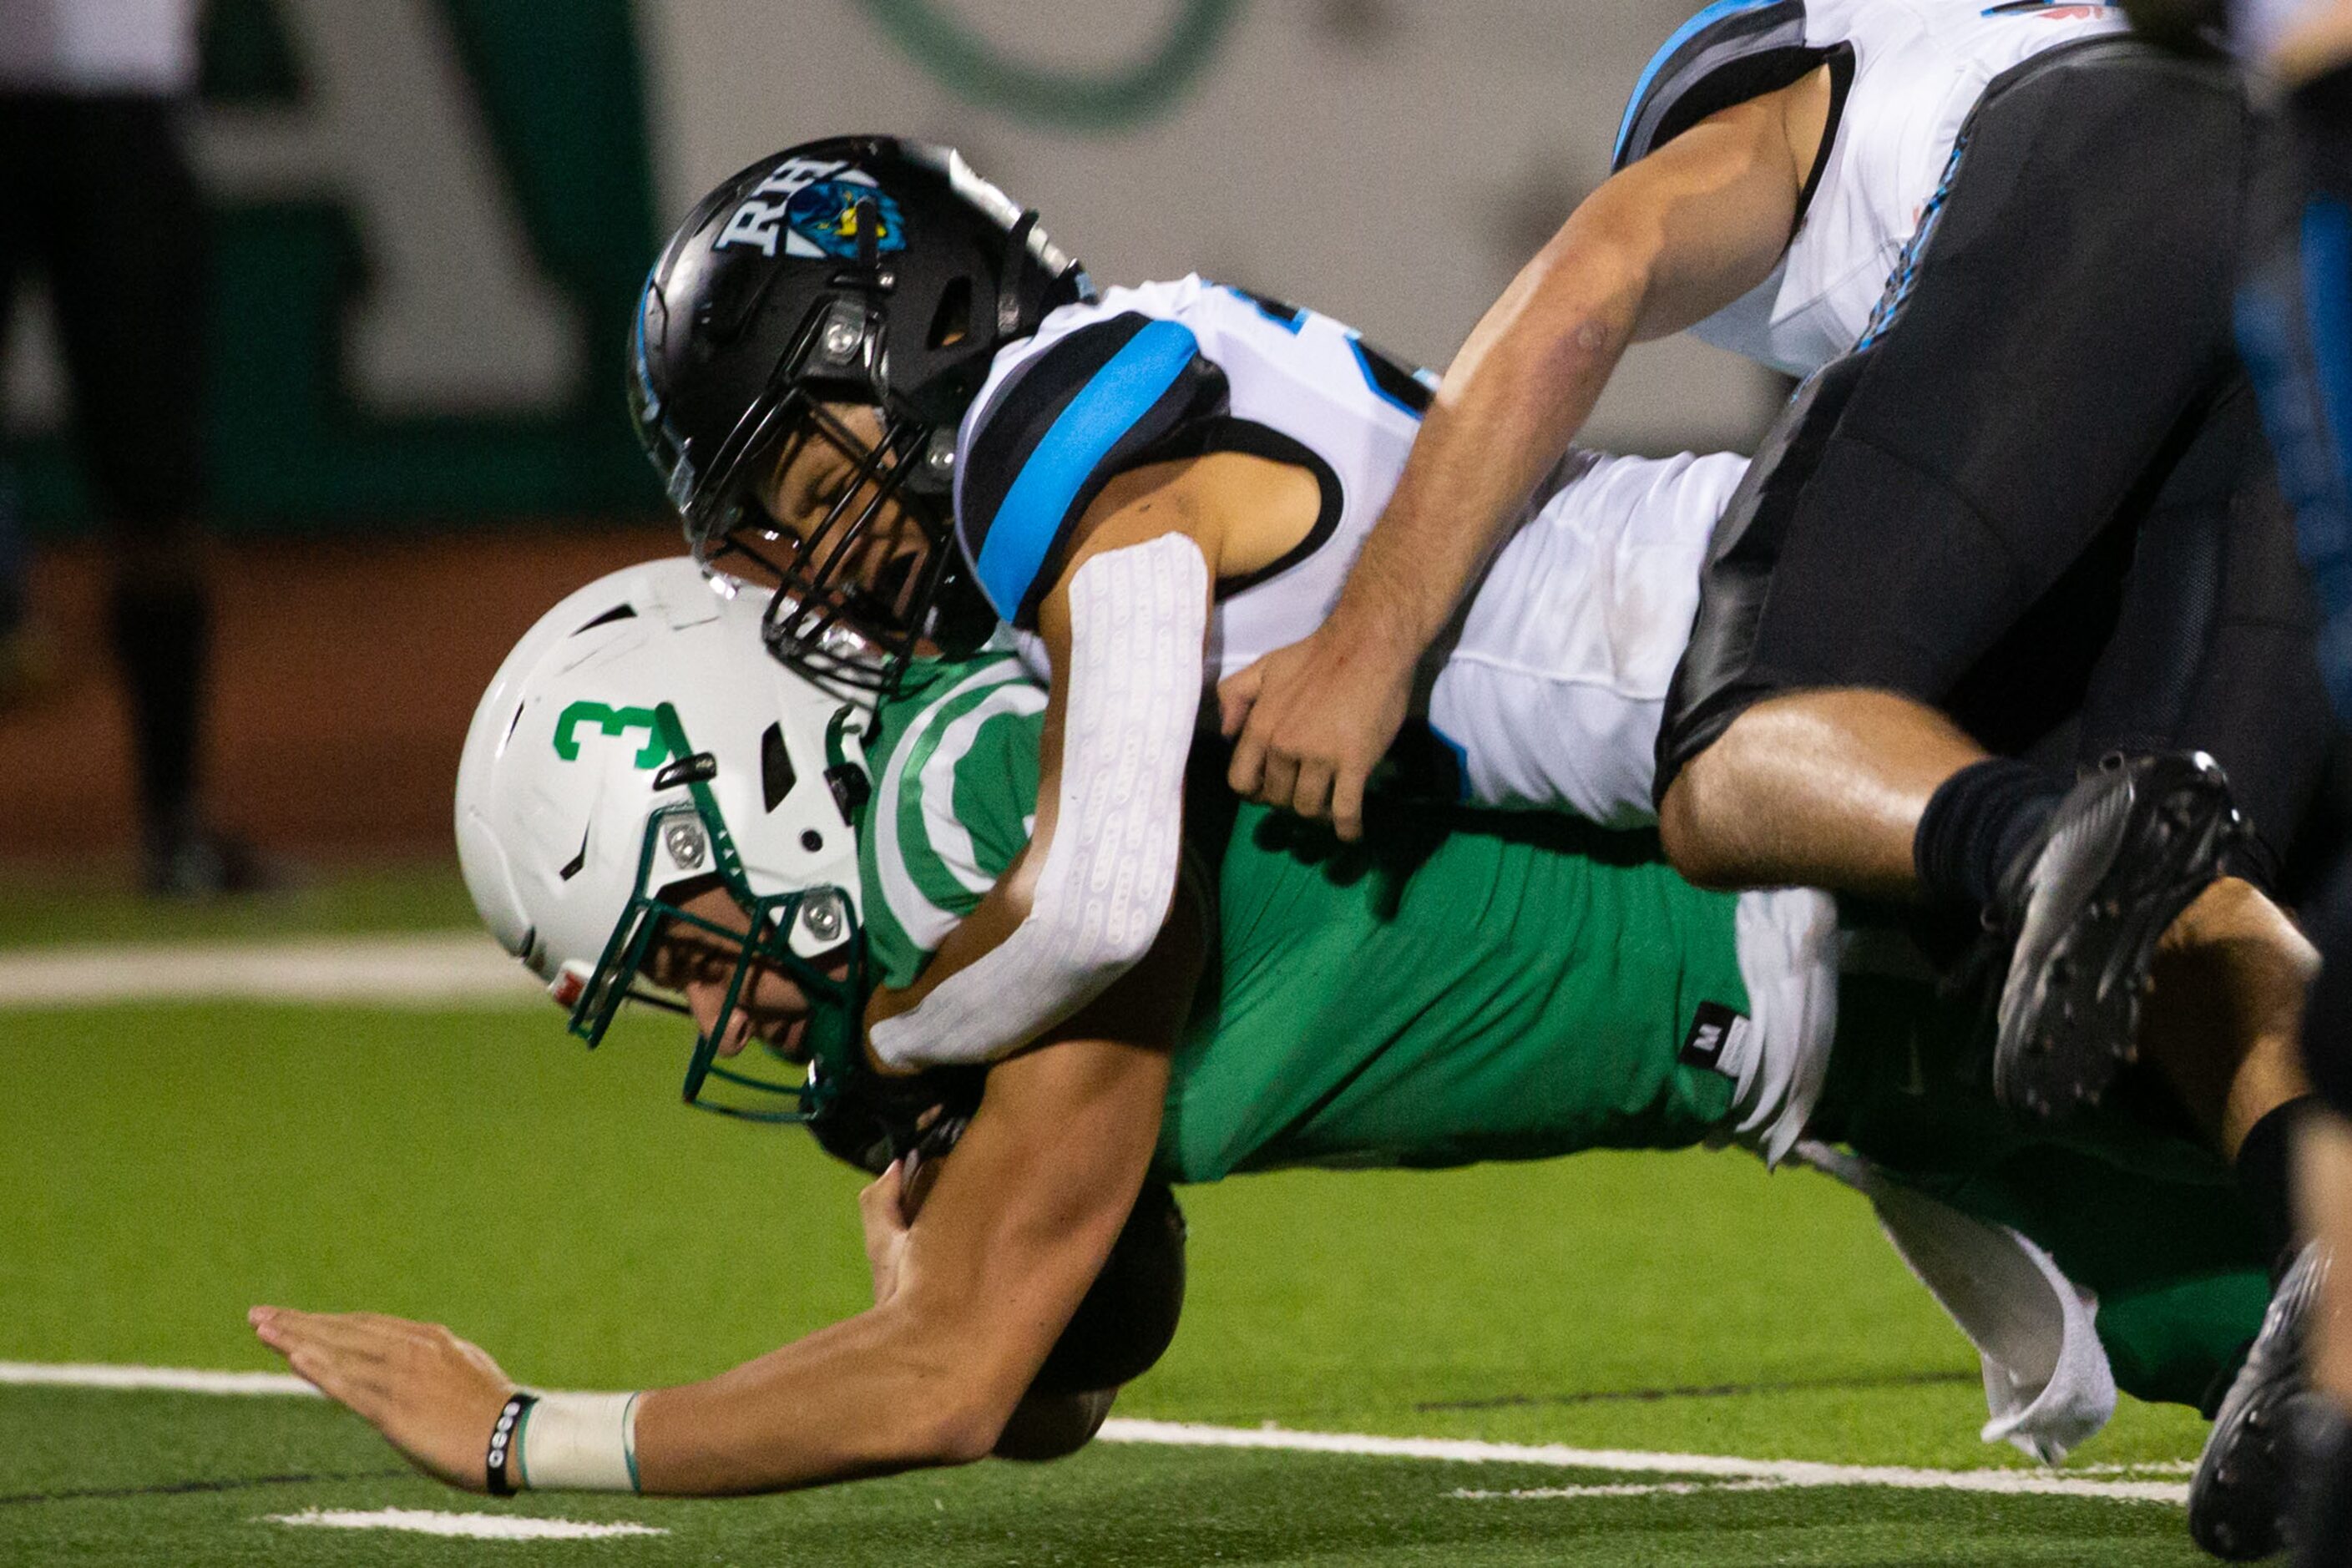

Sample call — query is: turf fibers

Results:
[0,979,2223,1564]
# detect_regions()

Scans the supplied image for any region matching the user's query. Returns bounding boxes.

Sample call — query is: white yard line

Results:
[0,1362,2188,1506]
[1095,1419,2188,1505]
[0,933,542,1008]
[1453,1480,1793,1500]
[267,1509,664,1540]
[0,1362,319,1396]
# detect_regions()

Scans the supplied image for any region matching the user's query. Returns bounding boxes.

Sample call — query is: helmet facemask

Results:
[682,294,988,695]
[561,703,868,1123]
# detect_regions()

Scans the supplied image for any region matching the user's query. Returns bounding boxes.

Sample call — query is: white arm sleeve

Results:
[868,534,1208,1068]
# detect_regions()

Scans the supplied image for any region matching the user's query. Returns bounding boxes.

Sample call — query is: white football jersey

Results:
[1615,0,2128,377]
[953,275,1743,826]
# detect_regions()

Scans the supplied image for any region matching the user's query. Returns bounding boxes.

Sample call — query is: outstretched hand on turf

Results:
[250,1304,517,1491]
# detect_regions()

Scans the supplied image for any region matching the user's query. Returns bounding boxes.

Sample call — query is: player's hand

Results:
[1221,622,1417,842]
[857,1158,915,1306]
[860,985,923,1077]
[250,1305,516,1492]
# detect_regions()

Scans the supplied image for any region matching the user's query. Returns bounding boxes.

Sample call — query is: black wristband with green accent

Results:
[485,1392,537,1495]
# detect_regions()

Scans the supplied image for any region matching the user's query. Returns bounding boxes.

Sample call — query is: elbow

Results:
[912,1383,1019,1469]
[1515,228,1650,368]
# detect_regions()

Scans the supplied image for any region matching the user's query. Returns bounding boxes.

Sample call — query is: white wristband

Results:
[518,1390,642,1492]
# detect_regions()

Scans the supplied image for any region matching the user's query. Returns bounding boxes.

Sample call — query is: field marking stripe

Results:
[1455,1480,1794,1500]
[0,1363,320,1396]
[1095,1420,2188,1503]
[268,1508,665,1539]
[0,1366,2185,1505]
[0,933,542,1008]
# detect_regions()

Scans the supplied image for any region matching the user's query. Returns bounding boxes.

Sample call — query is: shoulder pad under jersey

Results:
[1613,0,1825,172]
[955,310,1228,629]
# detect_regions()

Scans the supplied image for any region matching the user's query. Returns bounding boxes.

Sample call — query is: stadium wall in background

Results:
[3,0,1779,535]
[5,0,660,534]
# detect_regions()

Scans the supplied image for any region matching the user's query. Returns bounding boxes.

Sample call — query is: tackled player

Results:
[251,557,2284,1511]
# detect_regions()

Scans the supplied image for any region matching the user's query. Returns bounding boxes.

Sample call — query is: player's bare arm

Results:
[1222,65,1831,841]
[253,893,1200,1497]
[861,449,1316,1066]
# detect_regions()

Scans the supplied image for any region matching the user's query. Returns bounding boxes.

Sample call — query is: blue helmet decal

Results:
[629,269,663,422]
[785,180,908,259]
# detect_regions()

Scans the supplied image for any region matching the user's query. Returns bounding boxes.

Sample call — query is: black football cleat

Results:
[1989,751,2245,1121]
[2191,1243,2329,1560]
[2292,1393,2352,1568]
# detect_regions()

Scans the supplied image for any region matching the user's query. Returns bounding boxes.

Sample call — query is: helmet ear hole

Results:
[761,723,797,812]
[927,276,974,349]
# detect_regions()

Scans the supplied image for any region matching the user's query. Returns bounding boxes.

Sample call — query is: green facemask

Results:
[565,703,869,1123]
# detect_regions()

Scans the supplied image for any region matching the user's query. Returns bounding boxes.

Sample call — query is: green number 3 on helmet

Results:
[454,557,878,1121]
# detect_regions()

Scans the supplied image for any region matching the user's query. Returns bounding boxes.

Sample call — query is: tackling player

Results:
[629,125,2323,1273]
[253,559,2294,1538]
[614,134,2331,1548]
[630,137,2322,1140]
[1216,0,2339,1133]
[630,137,1771,1082]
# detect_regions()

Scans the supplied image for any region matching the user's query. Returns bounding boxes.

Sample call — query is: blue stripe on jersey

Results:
[1349,336,1425,420]
[974,319,1202,615]
[1613,0,1786,165]
[1223,285,1307,332]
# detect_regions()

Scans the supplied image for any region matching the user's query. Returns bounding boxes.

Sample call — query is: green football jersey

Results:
[857,651,1044,991]
[857,654,1752,1184]
[856,655,2267,1410]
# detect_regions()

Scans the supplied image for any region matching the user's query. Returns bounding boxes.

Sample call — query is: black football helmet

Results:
[630,136,1090,692]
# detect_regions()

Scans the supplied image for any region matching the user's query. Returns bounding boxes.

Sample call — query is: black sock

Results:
[1913,758,2070,916]
[106,571,210,844]
[2234,1095,2314,1273]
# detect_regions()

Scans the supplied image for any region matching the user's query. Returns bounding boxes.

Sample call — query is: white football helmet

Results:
[455,556,876,1120]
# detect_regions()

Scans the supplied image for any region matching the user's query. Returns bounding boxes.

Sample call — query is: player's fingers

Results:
[1227,726,1267,797]
[285,1346,386,1424]
[1215,664,1262,739]
[261,1311,397,1365]
[857,1160,904,1225]
[1331,768,1368,844]
[1258,752,1300,815]
[1291,760,1334,823]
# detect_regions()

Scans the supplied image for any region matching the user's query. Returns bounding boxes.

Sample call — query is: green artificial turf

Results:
[0,1388,2211,1568]
[0,998,2221,1564]
[0,862,478,949]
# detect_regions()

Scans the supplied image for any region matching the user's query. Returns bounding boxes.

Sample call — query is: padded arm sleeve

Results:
[867,535,1209,1068]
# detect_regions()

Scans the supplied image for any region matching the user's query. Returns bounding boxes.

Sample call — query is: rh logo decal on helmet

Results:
[786,181,908,260]
[714,156,903,260]
[635,136,1090,691]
